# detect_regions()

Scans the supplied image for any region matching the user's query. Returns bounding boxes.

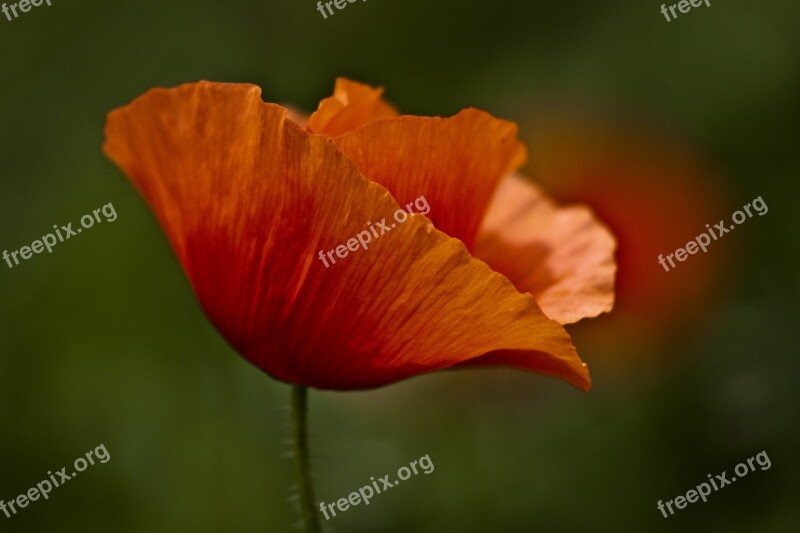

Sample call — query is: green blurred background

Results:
[1,0,798,531]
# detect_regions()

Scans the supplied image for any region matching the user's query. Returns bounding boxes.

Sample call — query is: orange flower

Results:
[103,79,616,391]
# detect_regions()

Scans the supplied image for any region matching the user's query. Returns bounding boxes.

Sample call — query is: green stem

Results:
[291,385,322,533]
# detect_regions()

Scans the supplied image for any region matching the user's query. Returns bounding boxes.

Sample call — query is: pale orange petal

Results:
[306,78,399,137]
[474,174,616,324]
[333,109,527,249]
[282,104,309,128]
[104,82,589,391]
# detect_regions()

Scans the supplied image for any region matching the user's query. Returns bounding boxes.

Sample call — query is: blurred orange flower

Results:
[524,109,731,344]
[103,79,616,391]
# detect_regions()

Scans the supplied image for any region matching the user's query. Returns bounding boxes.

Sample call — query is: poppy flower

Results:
[103,79,616,392]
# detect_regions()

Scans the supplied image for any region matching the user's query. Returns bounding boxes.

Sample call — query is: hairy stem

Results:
[291,385,321,533]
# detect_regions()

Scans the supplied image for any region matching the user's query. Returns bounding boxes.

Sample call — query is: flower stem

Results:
[291,384,322,533]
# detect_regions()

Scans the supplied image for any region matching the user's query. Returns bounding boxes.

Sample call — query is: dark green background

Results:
[1,0,798,531]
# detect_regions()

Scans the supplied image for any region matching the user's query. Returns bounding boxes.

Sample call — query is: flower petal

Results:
[306,78,399,137]
[104,82,589,391]
[457,348,591,386]
[281,103,310,128]
[474,174,616,325]
[332,109,527,249]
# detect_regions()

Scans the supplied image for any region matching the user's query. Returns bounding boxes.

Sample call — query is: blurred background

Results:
[1,0,798,531]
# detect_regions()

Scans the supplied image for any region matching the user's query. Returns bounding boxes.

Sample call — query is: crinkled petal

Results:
[474,174,616,324]
[332,108,527,249]
[306,78,399,137]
